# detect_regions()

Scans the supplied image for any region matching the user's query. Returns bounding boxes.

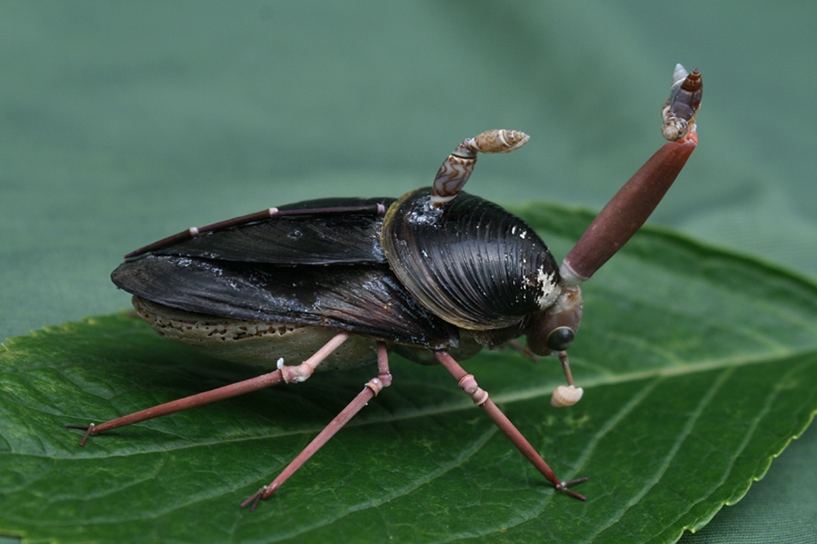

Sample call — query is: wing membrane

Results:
[112,255,457,349]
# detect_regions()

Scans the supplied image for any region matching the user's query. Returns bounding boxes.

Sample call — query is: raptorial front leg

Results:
[66,332,351,445]
[242,342,393,510]
[434,351,587,500]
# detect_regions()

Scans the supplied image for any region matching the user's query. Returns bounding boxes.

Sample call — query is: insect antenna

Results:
[431,129,529,205]
[560,65,702,285]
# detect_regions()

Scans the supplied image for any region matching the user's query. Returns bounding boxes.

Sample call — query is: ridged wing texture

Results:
[382,189,560,330]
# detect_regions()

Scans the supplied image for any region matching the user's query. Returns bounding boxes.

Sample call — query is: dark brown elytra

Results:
[66,64,702,509]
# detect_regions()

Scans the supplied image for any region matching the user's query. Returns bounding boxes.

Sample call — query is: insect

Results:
[67,64,702,509]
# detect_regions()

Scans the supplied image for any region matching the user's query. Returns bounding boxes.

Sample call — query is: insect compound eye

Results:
[545,326,575,352]
[525,286,582,356]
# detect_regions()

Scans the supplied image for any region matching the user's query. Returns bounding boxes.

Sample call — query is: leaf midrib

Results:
[31,345,815,463]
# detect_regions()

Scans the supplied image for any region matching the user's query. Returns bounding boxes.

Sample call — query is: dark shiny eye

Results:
[546,327,575,351]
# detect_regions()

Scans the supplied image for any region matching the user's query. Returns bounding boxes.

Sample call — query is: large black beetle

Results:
[68,65,702,508]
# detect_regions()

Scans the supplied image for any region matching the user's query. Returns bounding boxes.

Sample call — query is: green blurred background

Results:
[1,1,815,542]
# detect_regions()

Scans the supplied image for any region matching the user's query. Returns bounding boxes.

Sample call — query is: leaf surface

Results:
[1,204,816,544]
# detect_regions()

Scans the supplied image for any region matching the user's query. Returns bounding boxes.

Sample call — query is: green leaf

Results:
[2,203,816,544]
